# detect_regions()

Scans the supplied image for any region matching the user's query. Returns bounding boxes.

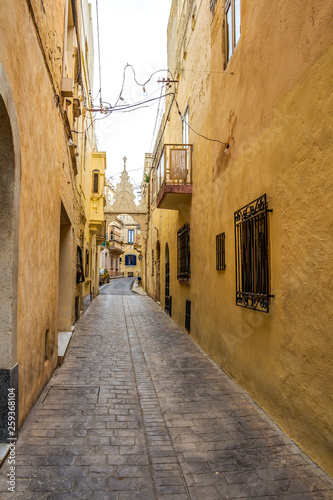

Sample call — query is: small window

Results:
[92,170,99,193]
[152,249,155,276]
[125,254,137,266]
[216,233,226,271]
[128,229,134,244]
[234,194,272,313]
[177,222,190,281]
[185,300,191,331]
[225,0,241,65]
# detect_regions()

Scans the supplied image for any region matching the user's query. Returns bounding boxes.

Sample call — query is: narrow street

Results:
[99,277,137,296]
[0,288,332,499]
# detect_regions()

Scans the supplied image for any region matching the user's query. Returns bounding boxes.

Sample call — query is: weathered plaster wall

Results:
[0,0,88,427]
[146,0,333,475]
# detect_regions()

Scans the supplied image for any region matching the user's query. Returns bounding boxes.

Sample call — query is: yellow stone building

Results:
[105,157,147,279]
[144,0,333,475]
[119,215,142,278]
[0,0,105,444]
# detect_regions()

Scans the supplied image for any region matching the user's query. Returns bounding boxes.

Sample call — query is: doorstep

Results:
[58,331,73,366]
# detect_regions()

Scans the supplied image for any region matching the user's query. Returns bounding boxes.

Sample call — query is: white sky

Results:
[91,0,173,194]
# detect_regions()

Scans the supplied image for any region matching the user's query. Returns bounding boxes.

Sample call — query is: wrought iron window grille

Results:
[234,194,273,313]
[216,232,226,270]
[177,222,191,281]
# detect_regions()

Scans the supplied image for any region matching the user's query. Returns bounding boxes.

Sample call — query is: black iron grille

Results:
[234,194,272,313]
[216,232,226,270]
[177,222,190,281]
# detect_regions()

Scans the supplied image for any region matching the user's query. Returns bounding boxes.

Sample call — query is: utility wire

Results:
[175,99,229,147]
[150,84,165,152]
[95,0,102,102]
[71,64,230,149]
[124,64,175,88]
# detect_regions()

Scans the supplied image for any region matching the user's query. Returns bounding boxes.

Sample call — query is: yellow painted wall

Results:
[145,0,333,475]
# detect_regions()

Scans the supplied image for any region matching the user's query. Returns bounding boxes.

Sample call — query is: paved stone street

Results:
[1,284,332,499]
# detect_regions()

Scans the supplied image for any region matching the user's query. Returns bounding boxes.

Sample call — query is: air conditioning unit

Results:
[61,77,74,97]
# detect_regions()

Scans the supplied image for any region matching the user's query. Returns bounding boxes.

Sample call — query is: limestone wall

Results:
[0,0,105,430]
[145,0,333,475]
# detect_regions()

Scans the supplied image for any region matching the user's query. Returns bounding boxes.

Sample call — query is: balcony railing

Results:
[108,240,123,252]
[155,144,193,210]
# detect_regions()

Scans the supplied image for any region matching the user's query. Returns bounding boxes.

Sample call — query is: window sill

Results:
[178,279,190,286]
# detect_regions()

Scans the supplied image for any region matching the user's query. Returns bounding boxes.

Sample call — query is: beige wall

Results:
[145,0,333,475]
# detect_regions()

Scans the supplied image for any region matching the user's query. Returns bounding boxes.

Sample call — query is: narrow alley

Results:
[0,282,332,499]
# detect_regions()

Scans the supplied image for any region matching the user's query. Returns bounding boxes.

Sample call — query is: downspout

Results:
[62,0,69,78]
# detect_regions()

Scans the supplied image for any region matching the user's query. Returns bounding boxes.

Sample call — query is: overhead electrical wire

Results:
[95,0,103,103]
[150,84,165,152]
[124,64,175,88]
[72,91,174,135]
[71,63,230,151]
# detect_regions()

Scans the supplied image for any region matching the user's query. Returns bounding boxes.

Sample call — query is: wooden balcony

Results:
[156,144,193,210]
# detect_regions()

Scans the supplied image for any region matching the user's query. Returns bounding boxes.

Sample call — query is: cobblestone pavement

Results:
[1,294,332,499]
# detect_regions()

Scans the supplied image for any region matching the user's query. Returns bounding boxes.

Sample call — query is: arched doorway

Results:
[165,243,171,316]
[0,65,21,441]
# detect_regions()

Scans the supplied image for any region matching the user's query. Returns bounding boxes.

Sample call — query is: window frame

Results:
[127,229,135,244]
[125,254,137,267]
[224,0,241,66]
[182,106,189,144]
[92,170,99,194]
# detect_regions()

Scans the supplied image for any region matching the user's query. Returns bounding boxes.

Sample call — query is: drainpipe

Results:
[62,0,69,78]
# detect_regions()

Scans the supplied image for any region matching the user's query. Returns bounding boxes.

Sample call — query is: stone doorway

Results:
[0,66,21,443]
[58,204,73,331]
